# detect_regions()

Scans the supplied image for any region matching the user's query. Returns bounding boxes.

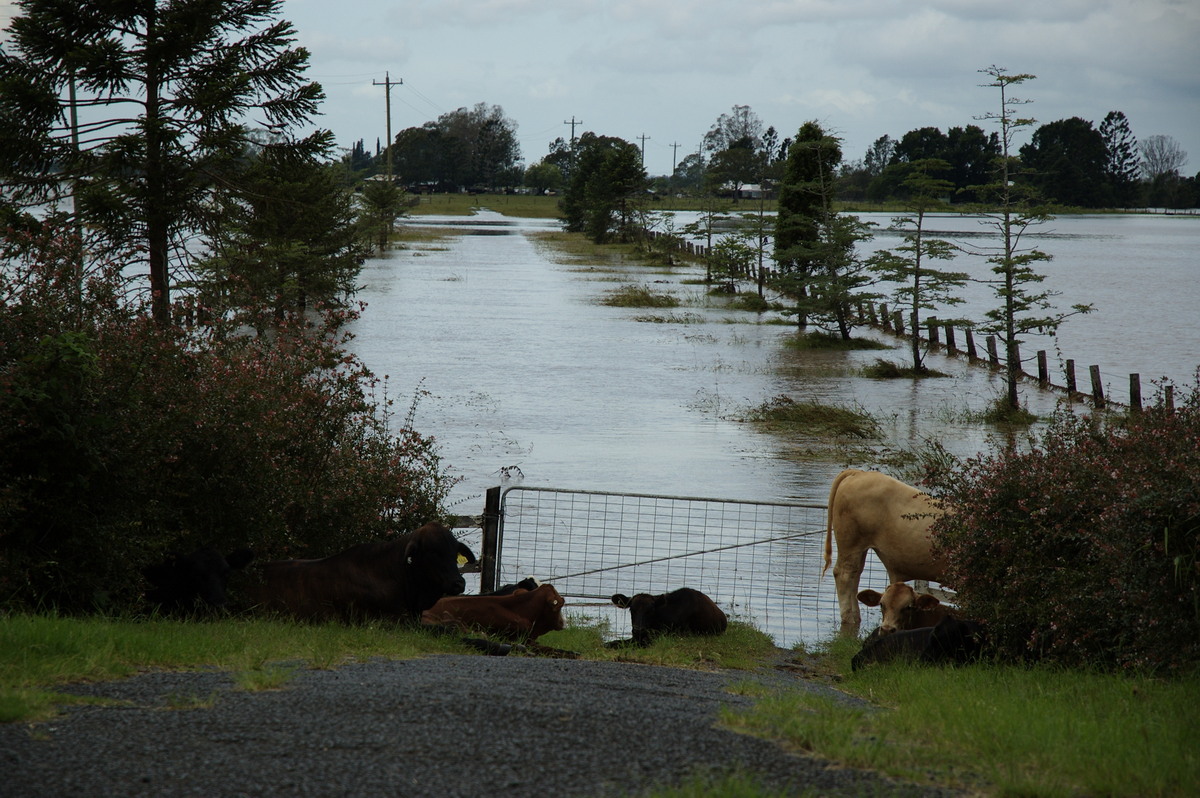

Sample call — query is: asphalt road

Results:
[0,655,954,797]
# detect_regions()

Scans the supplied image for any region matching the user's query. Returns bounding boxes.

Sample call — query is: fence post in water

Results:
[927,318,940,346]
[1165,385,1175,413]
[986,335,999,368]
[1012,342,1022,375]
[480,486,503,594]
[965,328,978,360]
[945,324,957,354]
[880,303,891,331]
[893,310,905,335]
[1130,373,1142,411]
[867,302,878,325]
[1090,365,1106,408]
[1037,350,1049,386]
[1065,359,1077,394]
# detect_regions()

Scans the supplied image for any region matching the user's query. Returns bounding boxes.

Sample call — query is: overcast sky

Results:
[3,0,1198,178]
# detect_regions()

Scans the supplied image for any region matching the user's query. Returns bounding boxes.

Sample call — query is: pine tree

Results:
[1099,111,1140,207]
[0,0,330,325]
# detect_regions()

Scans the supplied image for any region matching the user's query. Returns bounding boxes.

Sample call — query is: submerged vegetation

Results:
[745,395,882,440]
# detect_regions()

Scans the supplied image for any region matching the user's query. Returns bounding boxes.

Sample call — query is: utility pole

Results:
[563,116,582,145]
[637,134,650,168]
[669,141,681,175]
[373,72,402,182]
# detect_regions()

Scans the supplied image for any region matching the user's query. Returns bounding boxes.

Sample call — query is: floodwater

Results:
[346,209,1198,645]
[349,210,1198,510]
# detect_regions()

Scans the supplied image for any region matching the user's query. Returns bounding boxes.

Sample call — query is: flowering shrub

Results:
[924,383,1200,673]
[1,217,453,612]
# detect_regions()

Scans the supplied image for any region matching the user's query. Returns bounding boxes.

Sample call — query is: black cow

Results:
[608,587,728,647]
[484,577,540,596]
[248,522,476,622]
[143,548,254,614]
[851,615,986,672]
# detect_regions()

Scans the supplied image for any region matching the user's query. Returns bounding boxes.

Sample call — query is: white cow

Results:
[823,469,947,632]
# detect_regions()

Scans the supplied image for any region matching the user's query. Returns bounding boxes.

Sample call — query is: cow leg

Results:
[832,548,868,633]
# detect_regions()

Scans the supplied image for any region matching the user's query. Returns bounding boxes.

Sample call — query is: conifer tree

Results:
[0,0,330,325]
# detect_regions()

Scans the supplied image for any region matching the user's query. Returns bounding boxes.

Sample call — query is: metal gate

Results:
[468,485,889,648]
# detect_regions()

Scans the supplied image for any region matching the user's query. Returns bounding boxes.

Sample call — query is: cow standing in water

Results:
[824,469,947,633]
[249,522,476,622]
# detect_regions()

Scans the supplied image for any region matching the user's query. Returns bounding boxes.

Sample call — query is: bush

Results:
[925,383,1200,673]
[0,217,453,613]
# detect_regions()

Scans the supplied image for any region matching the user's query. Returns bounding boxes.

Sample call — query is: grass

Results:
[601,283,681,308]
[781,331,891,352]
[406,192,563,218]
[860,358,950,379]
[745,395,882,440]
[723,646,1200,797]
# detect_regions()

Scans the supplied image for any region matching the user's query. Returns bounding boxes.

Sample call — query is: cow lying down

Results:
[851,615,986,672]
[607,587,728,648]
[420,583,577,658]
[857,581,958,636]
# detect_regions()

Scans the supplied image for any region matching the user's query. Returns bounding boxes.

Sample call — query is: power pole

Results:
[373,72,402,182]
[637,134,650,168]
[564,116,582,145]
[669,141,681,175]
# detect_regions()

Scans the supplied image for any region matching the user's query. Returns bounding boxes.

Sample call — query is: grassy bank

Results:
[4,612,1195,796]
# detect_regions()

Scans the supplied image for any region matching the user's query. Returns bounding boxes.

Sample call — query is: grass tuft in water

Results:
[746,396,882,440]
[602,284,680,308]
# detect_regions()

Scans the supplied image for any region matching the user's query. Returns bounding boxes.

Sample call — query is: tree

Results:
[0,0,329,325]
[868,160,968,372]
[194,146,368,326]
[1020,117,1111,207]
[560,132,647,243]
[524,161,563,194]
[1140,134,1188,180]
[971,66,1091,412]
[703,104,764,156]
[389,104,521,191]
[1100,111,1140,207]
[863,135,896,177]
[773,121,873,337]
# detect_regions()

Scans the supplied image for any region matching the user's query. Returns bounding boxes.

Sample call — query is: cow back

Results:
[421,583,565,641]
[615,587,727,644]
[249,523,472,622]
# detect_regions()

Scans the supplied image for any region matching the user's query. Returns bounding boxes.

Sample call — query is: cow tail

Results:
[823,469,852,577]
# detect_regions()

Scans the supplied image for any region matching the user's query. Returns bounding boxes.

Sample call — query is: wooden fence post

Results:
[1089,365,1106,408]
[1012,342,1022,375]
[945,324,957,354]
[880,303,891,331]
[986,335,999,368]
[927,318,940,346]
[1065,359,1077,394]
[1037,350,1049,385]
[965,328,978,360]
[893,310,905,335]
[480,486,503,594]
[1165,385,1175,413]
[1130,374,1142,411]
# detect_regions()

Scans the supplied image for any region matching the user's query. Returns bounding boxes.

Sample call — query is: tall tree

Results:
[560,132,646,243]
[1099,111,1140,207]
[972,66,1091,412]
[195,147,368,327]
[1020,117,1111,207]
[1139,134,1188,180]
[863,135,896,178]
[0,0,329,325]
[703,104,764,156]
[868,159,968,372]
[773,121,873,337]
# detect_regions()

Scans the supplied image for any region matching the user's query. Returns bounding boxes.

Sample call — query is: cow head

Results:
[143,548,254,614]
[611,592,663,644]
[857,582,945,635]
[404,522,475,612]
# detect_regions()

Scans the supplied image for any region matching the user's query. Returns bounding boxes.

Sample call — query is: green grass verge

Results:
[722,638,1200,797]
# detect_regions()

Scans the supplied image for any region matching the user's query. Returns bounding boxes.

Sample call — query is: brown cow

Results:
[420,583,566,642]
[250,522,476,622]
[857,582,958,636]
[823,469,947,633]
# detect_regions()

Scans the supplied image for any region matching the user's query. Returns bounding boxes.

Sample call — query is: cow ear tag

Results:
[457,554,468,566]
[406,555,414,565]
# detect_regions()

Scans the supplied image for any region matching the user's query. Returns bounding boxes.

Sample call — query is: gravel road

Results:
[0,654,953,797]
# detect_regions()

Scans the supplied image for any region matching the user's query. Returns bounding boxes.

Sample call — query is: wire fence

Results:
[482,486,890,648]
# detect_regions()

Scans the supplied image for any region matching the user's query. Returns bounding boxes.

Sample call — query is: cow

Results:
[607,588,728,647]
[485,577,540,596]
[420,583,566,642]
[249,522,476,623]
[823,469,948,633]
[857,581,958,637]
[143,547,254,614]
[851,615,986,671]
